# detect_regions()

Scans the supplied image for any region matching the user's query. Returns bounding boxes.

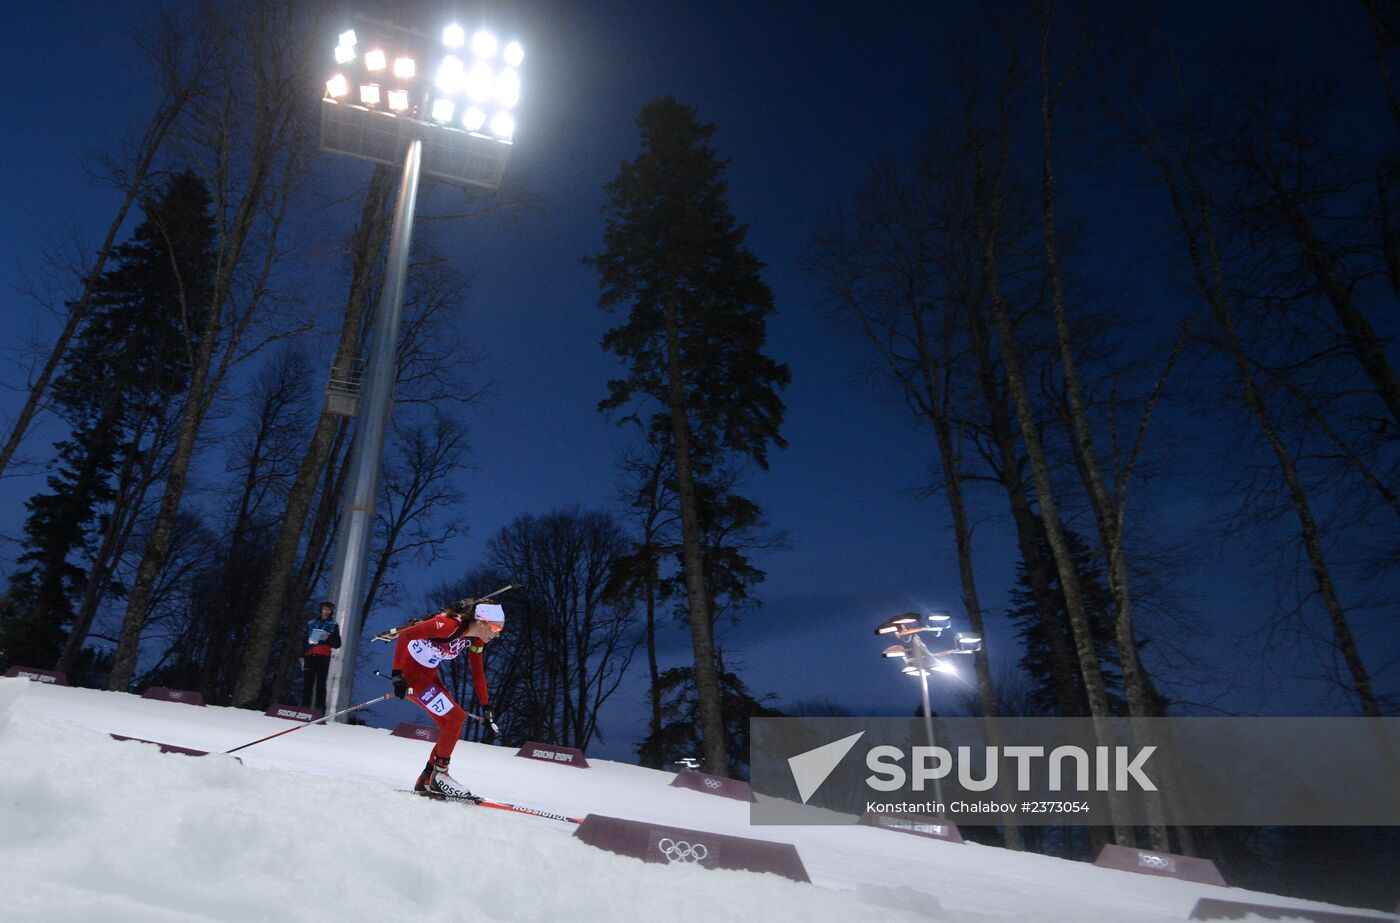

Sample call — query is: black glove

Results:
[484,706,499,734]
[391,670,407,699]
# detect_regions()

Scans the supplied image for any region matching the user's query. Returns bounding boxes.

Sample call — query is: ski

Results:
[405,790,581,824]
[478,799,582,824]
[372,582,523,643]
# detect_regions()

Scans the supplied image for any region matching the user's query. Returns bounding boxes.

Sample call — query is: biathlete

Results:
[389,599,504,801]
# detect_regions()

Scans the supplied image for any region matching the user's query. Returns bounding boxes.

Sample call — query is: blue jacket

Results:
[305,617,342,658]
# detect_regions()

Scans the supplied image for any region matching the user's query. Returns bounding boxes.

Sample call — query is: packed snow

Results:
[0,677,1388,923]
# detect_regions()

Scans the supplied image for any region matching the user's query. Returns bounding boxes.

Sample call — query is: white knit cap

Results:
[475,602,505,625]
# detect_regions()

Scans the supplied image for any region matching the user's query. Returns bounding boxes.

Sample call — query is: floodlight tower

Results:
[319,21,523,714]
[875,610,982,810]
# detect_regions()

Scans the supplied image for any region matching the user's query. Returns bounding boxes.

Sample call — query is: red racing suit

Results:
[392,612,489,761]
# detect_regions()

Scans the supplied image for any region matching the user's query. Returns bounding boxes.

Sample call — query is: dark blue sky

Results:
[0,1,1395,760]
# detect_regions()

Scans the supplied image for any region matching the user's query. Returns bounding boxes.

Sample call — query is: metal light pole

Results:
[318,21,522,714]
[322,134,423,714]
[908,633,944,809]
[876,611,982,814]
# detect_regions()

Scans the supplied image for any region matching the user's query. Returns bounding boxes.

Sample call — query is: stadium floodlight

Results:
[874,612,922,635]
[489,111,514,140]
[955,632,983,653]
[472,30,498,59]
[436,55,464,94]
[875,611,974,814]
[496,69,520,108]
[431,98,455,122]
[466,62,494,102]
[319,16,522,715]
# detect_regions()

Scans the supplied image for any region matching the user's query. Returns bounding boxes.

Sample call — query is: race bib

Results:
[416,684,453,717]
[407,638,442,669]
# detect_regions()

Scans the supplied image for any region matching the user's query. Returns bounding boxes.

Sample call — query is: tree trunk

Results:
[664,294,729,776]
[1036,4,1169,849]
[230,164,395,706]
[1275,192,1400,433]
[966,296,1082,717]
[1138,125,1383,718]
[646,566,662,744]
[971,73,1130,840]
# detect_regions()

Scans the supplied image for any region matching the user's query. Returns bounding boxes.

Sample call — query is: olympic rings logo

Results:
[1138,853,1175,871]
[656,837,709,863]
[703,779,722,789]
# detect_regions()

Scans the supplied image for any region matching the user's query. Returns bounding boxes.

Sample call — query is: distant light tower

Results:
[319,20,523,714]
[875,610,982,810]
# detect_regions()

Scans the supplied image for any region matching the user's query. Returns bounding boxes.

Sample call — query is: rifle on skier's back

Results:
[370,582,522,643]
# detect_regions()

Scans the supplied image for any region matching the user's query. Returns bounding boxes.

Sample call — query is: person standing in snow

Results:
[301,601,342,710]
[389,599,504,801]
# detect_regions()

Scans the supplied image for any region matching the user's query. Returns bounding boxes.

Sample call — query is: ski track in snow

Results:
[0,678,1384,923]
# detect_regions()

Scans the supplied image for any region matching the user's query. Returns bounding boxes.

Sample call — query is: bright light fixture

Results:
[496,69,520,108]
[902,665,921,676]
[503,41,524,67]
[443,24,465,47]
[881,644,908,659]
[928,612,952,623]
[431,98,455,122]
[436,55,464,94]
[933,661,958,674]
[489,111,514,139]
[393,57,415,79]
[471,30,498,58]
[338,30,357,47]
[387,89,409,111]
[326,74,349,98]
[365,49,387,71]
[359,84,381,105]
[335,44,355,64]
[466,62,494,101]
[463,106,487,131]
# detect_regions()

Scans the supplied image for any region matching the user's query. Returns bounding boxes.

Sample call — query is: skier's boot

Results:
[420,756,481,803]
[413,756,440,793]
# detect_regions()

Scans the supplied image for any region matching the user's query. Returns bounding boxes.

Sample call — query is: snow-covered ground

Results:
[0,677,1390,923]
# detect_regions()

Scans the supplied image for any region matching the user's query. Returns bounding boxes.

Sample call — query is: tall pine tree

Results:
[0,171,215,671]
[588,97,789,774]
[1006,521,1128,717]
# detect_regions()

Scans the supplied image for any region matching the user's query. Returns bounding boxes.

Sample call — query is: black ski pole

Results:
[224,691,403,755]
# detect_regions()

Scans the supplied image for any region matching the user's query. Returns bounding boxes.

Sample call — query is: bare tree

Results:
[612,434,680,748]
[0,12,205,480]
[1107,40,1385,718]
[482,508,640,750]
[107,0,326,691]
[229,163,396,706]
[355,415,470,637]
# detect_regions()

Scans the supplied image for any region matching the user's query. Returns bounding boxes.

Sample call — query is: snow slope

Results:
[0,677,1389,923]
